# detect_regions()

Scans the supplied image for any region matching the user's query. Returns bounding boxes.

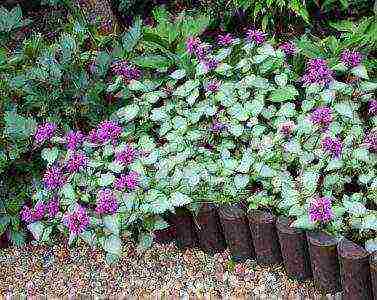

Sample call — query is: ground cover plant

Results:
[0,0,377,266]
[19,22,377,257]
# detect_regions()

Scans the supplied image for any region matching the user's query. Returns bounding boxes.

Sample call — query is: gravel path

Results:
[0,237,330,298]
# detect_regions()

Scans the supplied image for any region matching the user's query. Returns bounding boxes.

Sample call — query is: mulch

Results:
[0,237,340,298]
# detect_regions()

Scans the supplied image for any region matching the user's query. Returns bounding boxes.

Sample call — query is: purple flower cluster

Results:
[186,36,218,71]
[46,198,60,218]
[43,166,65,190]
[206,80,221,93]
[308,196,334,223]
[368,100,377,115]
[88,120,123,144]
[95,189,119,215]
[216,33,235,46]
[279,121,295,136]
[62,205,90,236]
[20,198,59,223]
[302,58,333,86]
[35,122,57,144]
[321,136,343,158]
[211,121,227,132]
[115,144,137,165]
[279,41,297,56]
[202,58,219,72]
[245,29,267,45]
[186,36,210,60]
[113,171,139,191]
[65,131,84,150]
[365,130,377,153]
[340,50,363,68]
[66,152,88,173]
[111,60,142,82]
[310,106,333,129]
[20,203,45,223]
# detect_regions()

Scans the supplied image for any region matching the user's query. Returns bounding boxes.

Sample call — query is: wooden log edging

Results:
[276,216,312,282]
[194,203,227,254]
[155,206,377,298]
[218,203,255,262]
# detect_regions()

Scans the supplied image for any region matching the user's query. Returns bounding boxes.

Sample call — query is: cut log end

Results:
[338,238,369,260]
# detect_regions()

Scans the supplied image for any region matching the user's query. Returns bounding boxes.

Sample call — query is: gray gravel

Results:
[0,237,330,298]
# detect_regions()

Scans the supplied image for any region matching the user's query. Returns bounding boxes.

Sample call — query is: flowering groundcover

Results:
[22,28,377,262]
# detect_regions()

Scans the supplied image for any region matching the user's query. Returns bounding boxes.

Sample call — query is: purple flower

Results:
[321,136,343,158]
[43,166,65,190]
[302,58,333,86]
[365,130,377,153]
[111,60,142,81]
[216,33,235,46]
[202,58,219,72]
[20,206,33,223]
[115,144,137,165]
[308,196,334,223]
[186,36,201,55]
[95,189,119,215]
[186,36,211,60]
[279,41,297,56]
[310,106,333,129]
[206,80,221,93]
[62,205,90,236]
[35,122,57,144]
[279,121,295,136]
[66,152,88,173]
[211,121,227,132]
[47,198,60,218]
[340,50,363,68]
[368,100,377,115]
[32,203,46,221]
[113,171,139,191]
[65,131,84,150]
[245,29,267,45]
[88,120,123,144]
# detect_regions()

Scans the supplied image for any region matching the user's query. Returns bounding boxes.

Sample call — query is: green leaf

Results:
[27,221,44,241]
[169,69,186,80]
[302,171,319,195]
[291,215,315,230]
[351,65,368,79]
[274,74,288,87]
[270,86,298,102]
[334,102,353,118]
[234,174,249,190]
[138,232,153,249]
[99,173,115,187]
[103,215,120,235]
[122,17,142,52]
[41,147,59,165]
[133,55,173,69]
[170,192,192,207]
[343,199,367,216]
[115,104,139,123]
[107,161,124,173]
[103,234,122,256]
[4,111,37,141]
[61,184,76,204]
[365,238,377,253]
[360,82,377,92]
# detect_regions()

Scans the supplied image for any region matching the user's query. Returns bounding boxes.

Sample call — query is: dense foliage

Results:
[0,0,376,257]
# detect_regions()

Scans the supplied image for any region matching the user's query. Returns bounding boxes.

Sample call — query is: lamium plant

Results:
[108,27,377,251]
[22,118,194,263]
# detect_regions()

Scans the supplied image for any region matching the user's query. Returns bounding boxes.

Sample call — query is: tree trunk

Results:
[73,0,119,35]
